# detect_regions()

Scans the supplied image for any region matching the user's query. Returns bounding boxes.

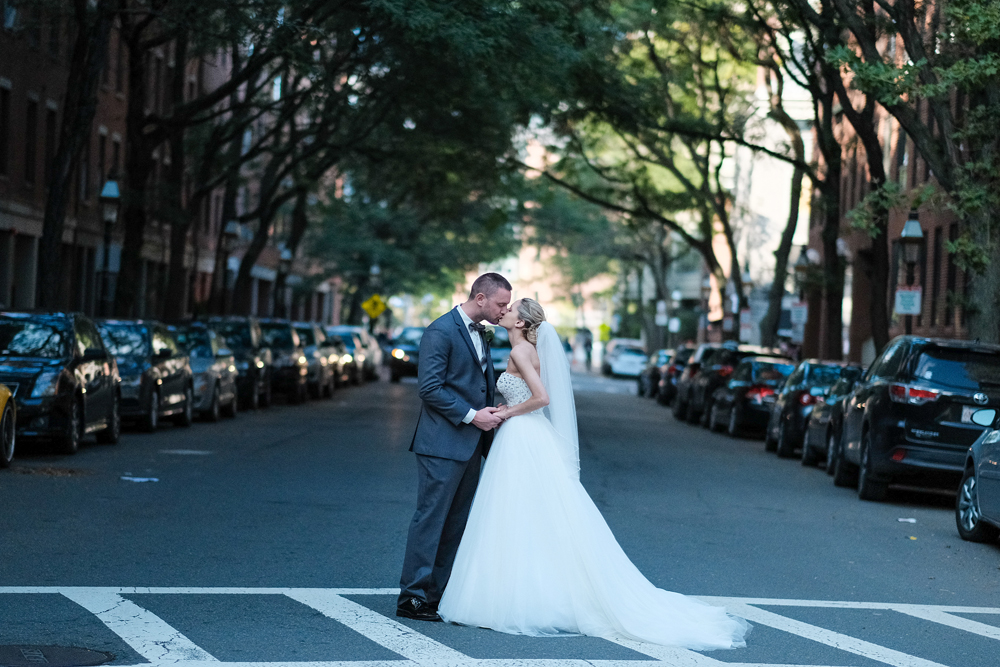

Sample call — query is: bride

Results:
[437,298,750,650]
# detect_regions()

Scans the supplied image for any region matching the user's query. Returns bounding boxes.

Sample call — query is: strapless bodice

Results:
[497,372,534,410]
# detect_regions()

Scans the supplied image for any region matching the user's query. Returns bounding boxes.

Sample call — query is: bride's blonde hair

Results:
[516,298,546,346]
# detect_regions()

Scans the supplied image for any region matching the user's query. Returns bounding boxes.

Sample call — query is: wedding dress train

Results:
[437,371,749,650]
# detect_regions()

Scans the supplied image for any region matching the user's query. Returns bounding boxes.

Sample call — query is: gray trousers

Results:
[398,438,483,607]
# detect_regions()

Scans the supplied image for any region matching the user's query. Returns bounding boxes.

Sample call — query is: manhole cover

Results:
[0,646,112,667]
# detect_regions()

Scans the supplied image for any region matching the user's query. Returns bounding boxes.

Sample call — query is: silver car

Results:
[173,323,239,422]
[327,325,382,380]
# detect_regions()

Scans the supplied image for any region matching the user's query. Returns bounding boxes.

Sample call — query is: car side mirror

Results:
[971,408,997,427]
[81,347,105,362]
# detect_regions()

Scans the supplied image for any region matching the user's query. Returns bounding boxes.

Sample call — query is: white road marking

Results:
[284,589,469,665]
[2,588,996,667]
[60,589,218,663]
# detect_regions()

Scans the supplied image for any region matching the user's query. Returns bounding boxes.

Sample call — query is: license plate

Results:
[962,405,976,423]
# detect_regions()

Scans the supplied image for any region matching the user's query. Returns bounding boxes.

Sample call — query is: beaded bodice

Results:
[497,372,533,408]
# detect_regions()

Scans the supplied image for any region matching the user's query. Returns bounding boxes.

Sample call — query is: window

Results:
[945,224,958,325]
[24,99,37,184]
[115,34,125,92]
[47,12,59,56]
[44,108,56,186]
[0,87,9,176]
[931,227,942,326]
[876,342,907,380]
[78,134,89,201]
[111,138,120,175]
[2,1,18,30]
[97,134,106,184]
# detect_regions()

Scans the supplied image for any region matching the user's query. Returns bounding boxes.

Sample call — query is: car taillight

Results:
[667,365,679,376]
[718,365,734,378]
[799,393,816,406]
[889,383,941,405]
[746,386,775,403]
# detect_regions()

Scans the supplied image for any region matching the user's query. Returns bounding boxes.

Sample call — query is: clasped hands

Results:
[471,405,510,431]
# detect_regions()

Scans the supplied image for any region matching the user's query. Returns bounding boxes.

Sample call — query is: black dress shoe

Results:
[396,597,442,622]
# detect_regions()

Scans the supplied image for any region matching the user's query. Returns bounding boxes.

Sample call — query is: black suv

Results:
[258,319,309,403]
[205,316,273,409]
[835,336,1000,501]
[0,311,121,453]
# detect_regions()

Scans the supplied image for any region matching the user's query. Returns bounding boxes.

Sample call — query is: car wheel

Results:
[699,400,713,428]
[390,371,401,383]
[223,391,238,418]
[205,385,221,422]
[324,376,335,398]
[825,429,838,476]
[801,429,820,466]
[59,399,83,455]
[351,367,361,386]
[96,393,121,444]
[293,382,307,404]
[831,433,859,487]
[727,405,741,437]
[776,420,795,458]
[956,467,1000,543]
[0,402,15,467]
[857,431,889,501]
[261,377,273,408]
[673,396,688,421]
[173,386,194,427]
[142,391,160,432]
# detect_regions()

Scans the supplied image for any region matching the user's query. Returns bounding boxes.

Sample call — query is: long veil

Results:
[536,322,580,478]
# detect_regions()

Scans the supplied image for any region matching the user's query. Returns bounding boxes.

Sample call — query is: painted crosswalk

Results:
[3,587,999,667]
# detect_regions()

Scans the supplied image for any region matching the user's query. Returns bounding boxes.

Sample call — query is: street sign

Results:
[790,302,808,344]
[361,294,387,319]
[894,286,922,315]
[668,317,681,333]
[655,314,669,326]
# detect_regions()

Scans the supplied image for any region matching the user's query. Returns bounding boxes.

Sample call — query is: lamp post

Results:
[277,247,293,318]
[222,221,241,314]
[899,210,925,335]
[99,176,120,316]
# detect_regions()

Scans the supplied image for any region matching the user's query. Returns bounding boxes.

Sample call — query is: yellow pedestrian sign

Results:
[362,294,387,319]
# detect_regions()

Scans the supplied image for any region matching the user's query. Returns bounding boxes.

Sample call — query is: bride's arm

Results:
[498,344,548,419]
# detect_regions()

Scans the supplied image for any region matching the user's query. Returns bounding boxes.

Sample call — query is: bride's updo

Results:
[517,298,546,346]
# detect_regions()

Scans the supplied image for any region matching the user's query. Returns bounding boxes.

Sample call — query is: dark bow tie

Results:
[468,322,486,334]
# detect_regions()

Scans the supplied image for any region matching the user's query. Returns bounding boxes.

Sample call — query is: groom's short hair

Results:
[469,272,512,299]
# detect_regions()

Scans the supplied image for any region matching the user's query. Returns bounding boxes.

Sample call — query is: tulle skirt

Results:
[437,412,749,650]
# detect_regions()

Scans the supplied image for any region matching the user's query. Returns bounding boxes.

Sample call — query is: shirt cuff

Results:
[462,408,477,424]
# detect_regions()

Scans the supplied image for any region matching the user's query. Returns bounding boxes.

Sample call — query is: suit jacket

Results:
[410,308,496,461]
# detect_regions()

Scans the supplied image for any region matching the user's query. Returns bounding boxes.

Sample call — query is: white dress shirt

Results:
[455,306,486,424]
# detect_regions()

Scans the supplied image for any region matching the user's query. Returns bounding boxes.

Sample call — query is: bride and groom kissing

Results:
[396,272,749,649]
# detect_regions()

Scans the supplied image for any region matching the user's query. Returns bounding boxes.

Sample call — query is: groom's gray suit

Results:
[398,306,496,608]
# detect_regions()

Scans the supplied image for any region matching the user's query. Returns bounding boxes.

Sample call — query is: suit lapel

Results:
[452,308,481,368]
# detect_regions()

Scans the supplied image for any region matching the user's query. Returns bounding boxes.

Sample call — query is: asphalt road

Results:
[2,371,999,667]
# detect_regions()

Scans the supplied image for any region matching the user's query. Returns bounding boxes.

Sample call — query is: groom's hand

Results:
[471,406,503,431]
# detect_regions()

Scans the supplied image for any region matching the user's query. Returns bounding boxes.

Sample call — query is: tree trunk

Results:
[38,0,114,309]
[163,35,190,321]
[761,165,804,348]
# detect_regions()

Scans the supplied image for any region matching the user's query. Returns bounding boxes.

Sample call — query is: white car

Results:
[608,346,647,377]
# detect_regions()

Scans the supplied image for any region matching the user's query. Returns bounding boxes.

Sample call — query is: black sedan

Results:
[766,360,862,459]
[956,408,1000,543]
[388,327,424,383]
[709,357,796,436]
[259,319,309,403]
[0,311,121,453]
[638,349,672,398]
[205,316,273,410]
[656,346,694,406]
[672,343,730,421]
[802,367,865,469]
[838,336,1000,501]
[687,345,784,426]
[97,320,195,432]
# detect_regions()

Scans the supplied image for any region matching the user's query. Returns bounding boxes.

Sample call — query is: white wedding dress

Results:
[438,326,749,650]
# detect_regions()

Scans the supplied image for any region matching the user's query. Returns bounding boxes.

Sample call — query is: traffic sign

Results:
[361,294,387,319]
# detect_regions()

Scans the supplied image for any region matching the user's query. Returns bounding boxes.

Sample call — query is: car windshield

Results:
[295,327,316,346]
[0,318,70,358]
[754,362,796,384]
[672,348,694,365]
[260,325,296,350]
[212,322,252,350]
[620,348,646,358]
[912,347,1000,391]
[395,328,424,346]
[807,364,848,387]
[174,328,214,358]
[98,324,149,357]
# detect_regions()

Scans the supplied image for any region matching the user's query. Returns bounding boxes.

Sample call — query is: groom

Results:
[397,272,512,622]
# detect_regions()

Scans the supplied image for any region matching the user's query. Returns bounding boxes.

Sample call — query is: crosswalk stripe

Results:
[284,590,469,665]
[892,606,1000,641]
[60,589,218,663]
[722,603,949,667]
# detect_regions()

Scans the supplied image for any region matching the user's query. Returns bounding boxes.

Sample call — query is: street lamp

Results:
[277,247,293,318]
[222,221,241,314]
[900,210,925,334]
[99,176,120,316]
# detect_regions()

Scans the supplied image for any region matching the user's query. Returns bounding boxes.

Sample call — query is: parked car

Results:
[708,357,796,436]
[293,322,337,399]
[956,408,1000,543]
[205,316,273,410]
[673,343,730,421]
[801,366,865,469]
[638,349,672,397]
[1,382,16,467]
[172,322,239,421]
[656,346,695,406]
[258,319,309,403]
[97,319,195,432]
[835,336,1000,501]
[326,325,382,380]
[0,311,120,453]
[765,360,864,458]
[489,326,512,373]
[388,327,424,383]
[601,338,644,376]
[686,344,784,426]
[607,344,647,378]
[325,328,365,385]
